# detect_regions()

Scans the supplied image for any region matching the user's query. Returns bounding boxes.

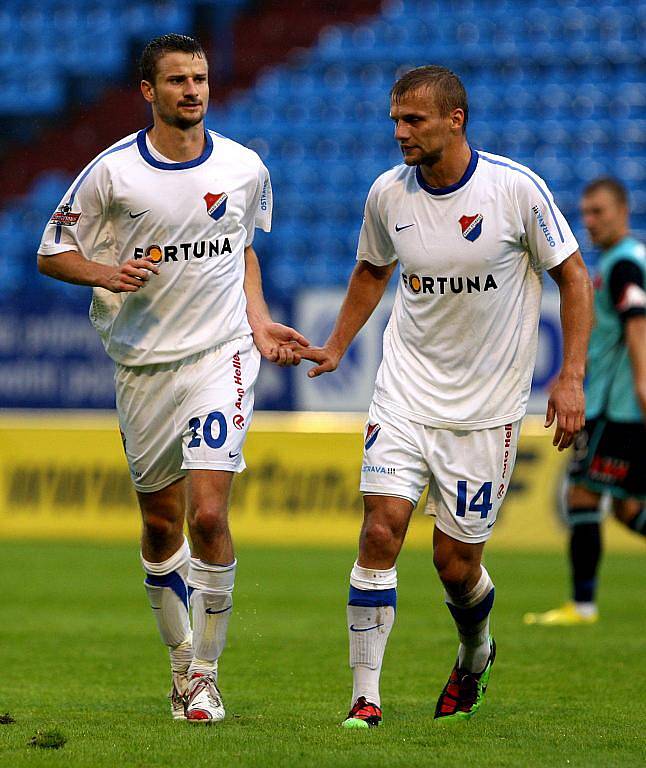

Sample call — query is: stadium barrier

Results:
[0,412,639,551]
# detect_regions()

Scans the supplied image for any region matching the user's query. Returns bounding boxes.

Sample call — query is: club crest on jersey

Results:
[204,192,228,221]
[365,423,381,449]
[459,213,483,242]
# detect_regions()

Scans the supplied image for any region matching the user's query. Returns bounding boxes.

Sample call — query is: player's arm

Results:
[300,259,397,378]
[609,259,646,420]
[626,316,646,420]
[243,245,309,366]
[546,251,594,450]
[37,249,159,293]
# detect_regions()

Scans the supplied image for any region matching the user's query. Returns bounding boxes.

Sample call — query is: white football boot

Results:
[169,671,189,720]
[185,673,225,723]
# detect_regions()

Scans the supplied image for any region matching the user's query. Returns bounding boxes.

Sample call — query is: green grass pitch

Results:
[0,541,643,767]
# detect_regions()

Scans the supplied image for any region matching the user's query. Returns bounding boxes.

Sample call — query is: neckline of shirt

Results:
[137,126,213,170]
[415,148,479,196]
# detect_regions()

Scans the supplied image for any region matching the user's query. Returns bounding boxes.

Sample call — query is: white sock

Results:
[445,565,494,674]
[142,537,193,673]
[348,561,397,707]
[187,557,236,679]
[574,601,598,617]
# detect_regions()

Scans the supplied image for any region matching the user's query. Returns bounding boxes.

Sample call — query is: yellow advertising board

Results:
[0,412,640,551]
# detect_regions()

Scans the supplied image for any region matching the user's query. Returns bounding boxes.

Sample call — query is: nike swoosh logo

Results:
[129,209,150,219]
[395,223,415,232]
[228,451,240,459]
[205,606,232,615]
[349,623,384,632]
[487,520,496,528]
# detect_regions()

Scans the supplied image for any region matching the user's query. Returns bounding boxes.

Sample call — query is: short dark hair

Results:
[139,34,206,83]
[583,176,628,207]
[390,65,469,132]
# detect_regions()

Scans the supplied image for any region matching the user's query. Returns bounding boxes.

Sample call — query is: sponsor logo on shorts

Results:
[365,423,381,449]
[401,272,498,295]
[589,456,629,483]
[362,465,396,475]
[233,414,245,430]
[502,423,513,480]
[232,351,245,411]
[459,213,483,242]
[133,238,232,263]
[50,203,81,227]
[204,192,228,221]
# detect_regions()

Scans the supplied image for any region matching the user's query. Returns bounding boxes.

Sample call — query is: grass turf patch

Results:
[0,541,643,767]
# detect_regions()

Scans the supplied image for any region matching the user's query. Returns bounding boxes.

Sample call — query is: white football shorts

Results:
[115,334,260,493]
[359,401,520,543]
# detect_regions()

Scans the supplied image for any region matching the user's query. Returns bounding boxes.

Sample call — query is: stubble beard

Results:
[158,104,205,131]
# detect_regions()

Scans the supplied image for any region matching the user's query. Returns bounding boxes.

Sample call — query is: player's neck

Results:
[601,227,629,251]
[418,141,472,190]
[148,121,206,162]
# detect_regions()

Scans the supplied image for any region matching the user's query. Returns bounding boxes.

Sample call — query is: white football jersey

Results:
[358,149,579,429]
[39,129,272,366]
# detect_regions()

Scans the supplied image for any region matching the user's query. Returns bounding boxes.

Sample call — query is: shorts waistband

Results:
[116,334,252,375]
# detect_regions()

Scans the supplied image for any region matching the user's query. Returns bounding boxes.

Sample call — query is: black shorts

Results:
[568,417,646,500]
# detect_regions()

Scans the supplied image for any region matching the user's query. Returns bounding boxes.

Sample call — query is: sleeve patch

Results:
[50,204,81,226]
[617,283,646,313]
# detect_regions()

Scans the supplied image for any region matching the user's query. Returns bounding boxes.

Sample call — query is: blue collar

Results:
[416,148,479,196]
[136,126,213,170]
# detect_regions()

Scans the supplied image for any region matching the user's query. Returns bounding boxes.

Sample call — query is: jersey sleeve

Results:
[515,170,579,271]
[37,160,112,260]
[356,178,397,266]
[609,258,646,322]
[243,162,273,247]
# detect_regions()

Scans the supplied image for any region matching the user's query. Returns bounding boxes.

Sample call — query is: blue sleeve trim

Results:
[145,571,189,609]
[136,126,214,170]
[478,154,565,243]
[415,148,478,196]
[445,587,494,625]
[348,585,397,609]
[54,136,138,244]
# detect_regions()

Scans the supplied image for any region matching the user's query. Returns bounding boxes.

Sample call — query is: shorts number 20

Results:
[187,411,227,449]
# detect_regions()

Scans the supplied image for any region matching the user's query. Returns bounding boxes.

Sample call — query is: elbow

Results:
[37,255,48,275]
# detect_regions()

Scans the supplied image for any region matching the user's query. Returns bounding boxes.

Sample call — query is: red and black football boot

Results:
[434,638,496,723]
[341,696,383,729]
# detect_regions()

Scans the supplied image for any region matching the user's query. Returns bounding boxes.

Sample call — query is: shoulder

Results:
[89,132,140,170]
[616,237,646,265]
[477,150,551,196]
[367,163,413,202]
[208,130,266,172]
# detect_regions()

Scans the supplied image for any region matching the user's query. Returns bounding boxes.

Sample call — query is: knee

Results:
[361,519,404,557]
[189,504,229,543]
[433,552,478,597]
[142,512,183,548]
[613,498,641,525]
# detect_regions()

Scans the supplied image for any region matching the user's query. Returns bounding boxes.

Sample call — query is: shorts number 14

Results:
[455,481,493,519]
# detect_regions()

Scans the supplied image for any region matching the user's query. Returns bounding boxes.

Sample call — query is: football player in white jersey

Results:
[37,34,308,723]
[296,66,594,726]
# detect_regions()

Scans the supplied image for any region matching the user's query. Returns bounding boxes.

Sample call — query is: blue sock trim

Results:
[145,571,188,610]
[568,506,602,526]
[348,585,397,609]
[446,587,495,625]
[574,578,597,603]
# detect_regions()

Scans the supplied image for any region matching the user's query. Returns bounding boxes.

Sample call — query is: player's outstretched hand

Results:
[545,374,585,451]
[253,323,310,366]
[104,259,160,293]
[295,345,342,378]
